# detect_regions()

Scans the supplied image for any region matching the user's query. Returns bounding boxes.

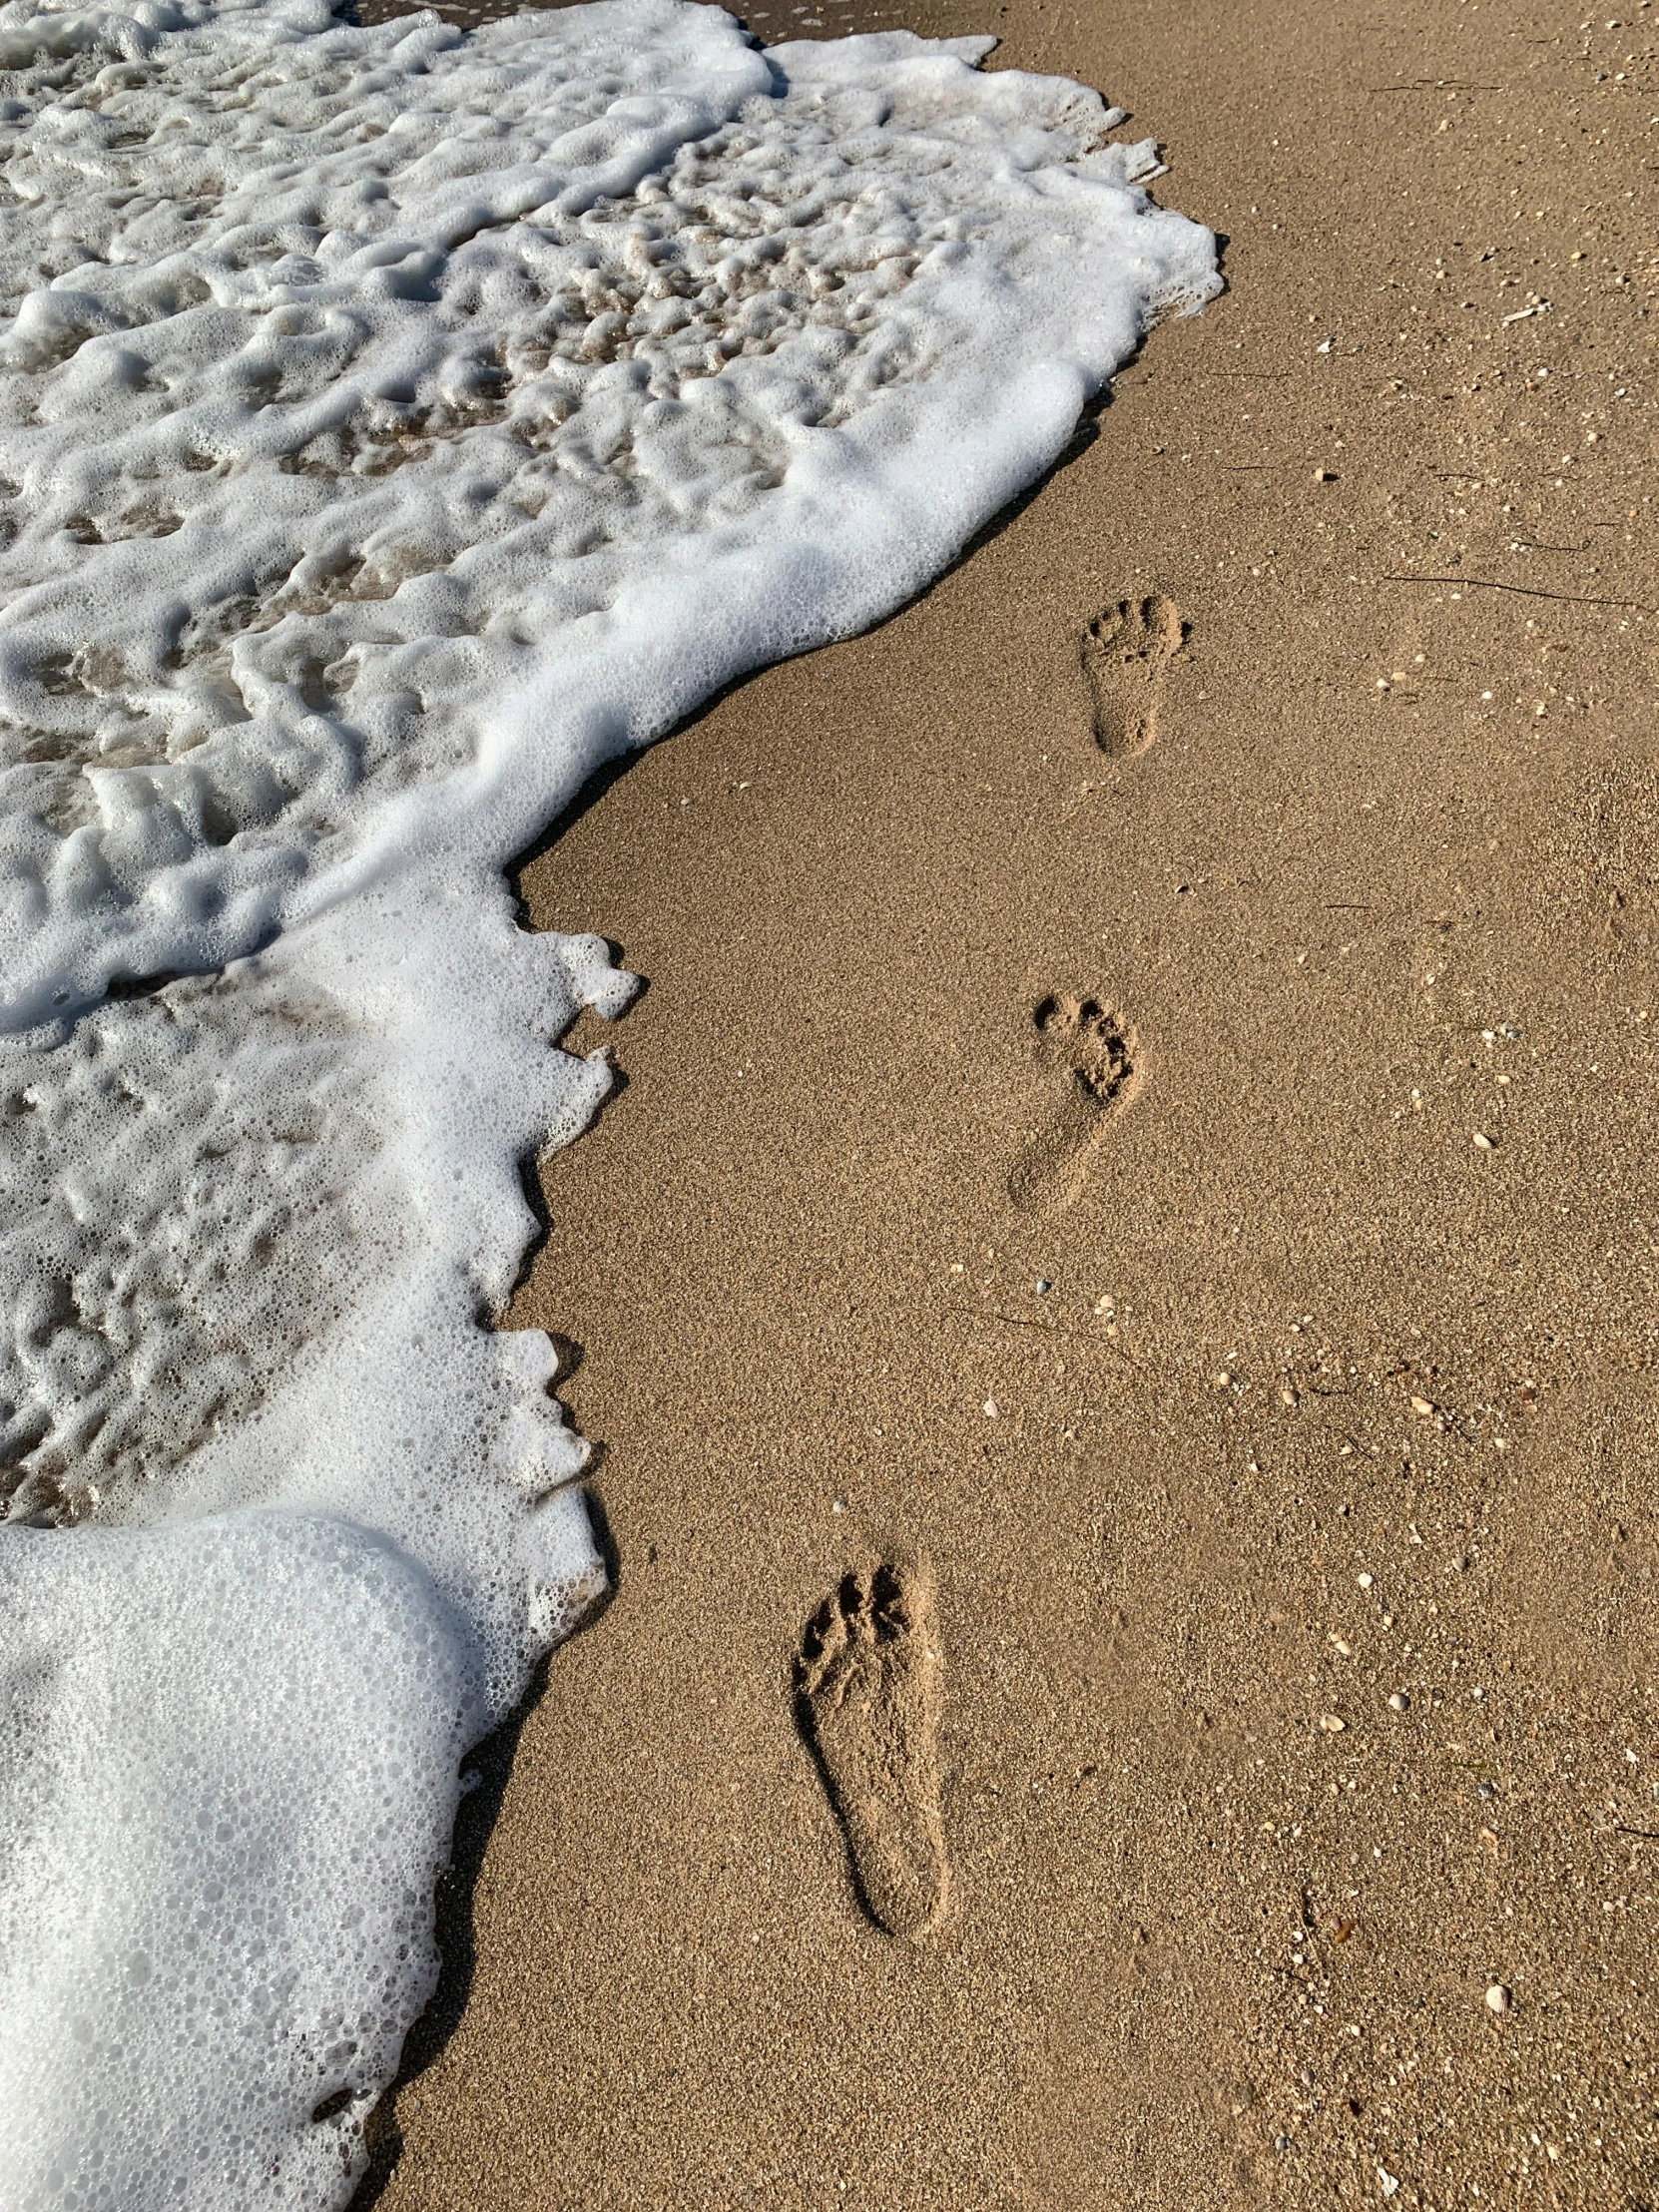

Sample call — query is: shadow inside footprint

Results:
[796,1561,948,1939]
[1007,992,1138,1212]
[1080,592,1186,756]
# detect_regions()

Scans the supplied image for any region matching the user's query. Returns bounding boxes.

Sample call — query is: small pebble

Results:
[1318,1713,1346,1734]
[1212,1371,1232,1389]
[1477,1781,1494,1800]
[1314,466,1337,482]
[1486,1983,1511,2014]
[1472,1131,1495,1151]
[1357,1571,1374,1589]
[1388,1690,1409,1712]
[1274,2135,1291,2153]
[1035,1278,1052,1295]
[983,1398,998,1417]
[1410,1395,1434,1417]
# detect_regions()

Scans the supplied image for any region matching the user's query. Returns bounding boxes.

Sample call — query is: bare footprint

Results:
[1007,992,1138,1211]
[797,1561,948,1938]
[1080,592,1186,756]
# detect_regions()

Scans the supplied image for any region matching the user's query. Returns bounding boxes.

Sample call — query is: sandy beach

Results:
[351,0,1659,2202]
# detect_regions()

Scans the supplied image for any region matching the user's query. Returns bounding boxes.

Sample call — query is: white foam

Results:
[0,2,1217,2202]
[0,1512,479,2205]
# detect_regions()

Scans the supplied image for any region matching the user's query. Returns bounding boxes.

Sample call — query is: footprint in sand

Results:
[1080,592,1186,756]
[797,1561,948,1938]
[1007,991,1138,1211]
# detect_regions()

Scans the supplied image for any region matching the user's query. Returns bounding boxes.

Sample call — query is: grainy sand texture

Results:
[357,0,1659,2203]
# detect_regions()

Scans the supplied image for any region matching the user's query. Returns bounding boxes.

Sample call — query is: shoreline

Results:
[371,0,1659,2203]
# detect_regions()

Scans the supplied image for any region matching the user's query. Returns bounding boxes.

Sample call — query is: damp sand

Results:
[370,0,1659,2202]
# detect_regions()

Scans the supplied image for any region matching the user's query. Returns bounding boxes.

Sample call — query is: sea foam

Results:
[0,0,1217,2200]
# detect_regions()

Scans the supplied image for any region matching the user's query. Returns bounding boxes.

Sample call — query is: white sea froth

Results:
[0,1513,477,2202]
[0,0,1217,2202]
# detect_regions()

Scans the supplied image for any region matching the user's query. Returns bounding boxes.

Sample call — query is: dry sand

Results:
[356,0,1659,2202]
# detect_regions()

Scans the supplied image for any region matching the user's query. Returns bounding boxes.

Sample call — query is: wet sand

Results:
[365,0,1659,2201]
